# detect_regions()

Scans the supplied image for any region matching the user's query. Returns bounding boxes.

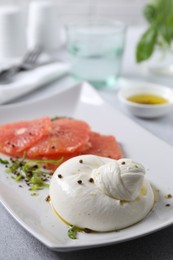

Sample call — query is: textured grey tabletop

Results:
[1,27,173,260]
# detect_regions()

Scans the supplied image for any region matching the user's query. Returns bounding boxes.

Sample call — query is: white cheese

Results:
[49,155,155,232]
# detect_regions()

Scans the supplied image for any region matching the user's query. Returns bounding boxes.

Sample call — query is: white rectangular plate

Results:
[0,82,173,251]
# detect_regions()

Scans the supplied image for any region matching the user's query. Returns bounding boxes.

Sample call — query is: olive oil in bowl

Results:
[127,94,169,105]
[118,84,173,118]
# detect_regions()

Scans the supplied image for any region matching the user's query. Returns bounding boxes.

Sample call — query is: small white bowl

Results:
[118,83,173,118]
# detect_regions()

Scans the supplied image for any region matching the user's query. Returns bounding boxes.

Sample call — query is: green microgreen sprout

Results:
[51,116,71,121]
[68,226,79,240]
[0,153,63,192]
[0,158,9,164]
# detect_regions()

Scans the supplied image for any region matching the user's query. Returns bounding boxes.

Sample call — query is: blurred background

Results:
[0,0,147,26]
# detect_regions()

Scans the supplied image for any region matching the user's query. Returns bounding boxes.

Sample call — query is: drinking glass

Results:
[66,19,126,89]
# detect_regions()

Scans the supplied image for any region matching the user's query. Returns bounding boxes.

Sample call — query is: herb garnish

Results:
[51,116,71,121]
[67,226,93,239]
[0,158,9,164]
[68,226,79,239]
[0,153,63,191]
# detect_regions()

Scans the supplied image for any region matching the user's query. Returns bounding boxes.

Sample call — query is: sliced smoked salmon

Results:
[0,117,51,156]
[26,118,90,158]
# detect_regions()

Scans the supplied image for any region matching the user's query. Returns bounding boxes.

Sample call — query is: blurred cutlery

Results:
[0,47,43,83]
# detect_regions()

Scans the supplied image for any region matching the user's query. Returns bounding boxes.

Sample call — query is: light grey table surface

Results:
[1,26,173,260]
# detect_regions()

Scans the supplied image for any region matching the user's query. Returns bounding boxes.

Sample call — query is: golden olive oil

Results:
[127,94,169,105]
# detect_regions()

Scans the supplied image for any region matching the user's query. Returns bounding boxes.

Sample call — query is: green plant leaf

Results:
[136,0,173,62]
[159,24,172,46]
[136,27,157,62]
[144,4,156,23]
